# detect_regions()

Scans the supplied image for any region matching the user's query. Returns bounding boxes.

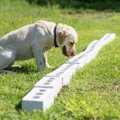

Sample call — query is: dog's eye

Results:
[70,41,74,45]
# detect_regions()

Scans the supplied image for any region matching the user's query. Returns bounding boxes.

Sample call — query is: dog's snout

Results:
[72,51,76,56]
[70,51,76,56]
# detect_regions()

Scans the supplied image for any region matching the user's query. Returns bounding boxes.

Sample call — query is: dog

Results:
[0,20,78,73]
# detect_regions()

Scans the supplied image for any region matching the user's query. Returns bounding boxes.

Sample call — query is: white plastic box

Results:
[22,87,55,112]
[34,76,62,97]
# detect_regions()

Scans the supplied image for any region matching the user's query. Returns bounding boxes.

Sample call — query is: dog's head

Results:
[57,24,78,57]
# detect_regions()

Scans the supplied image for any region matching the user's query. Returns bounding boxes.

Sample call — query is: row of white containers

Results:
[22,33,116,112]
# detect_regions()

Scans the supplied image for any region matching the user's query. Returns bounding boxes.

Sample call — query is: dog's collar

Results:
[54,24,58,48]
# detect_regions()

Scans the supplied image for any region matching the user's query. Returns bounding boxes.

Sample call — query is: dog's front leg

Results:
[37,51,45,71]
[43,52,52,68]
[32,47,45,71]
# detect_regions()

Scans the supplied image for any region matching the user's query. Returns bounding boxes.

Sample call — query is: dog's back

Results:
[0,24,37,60]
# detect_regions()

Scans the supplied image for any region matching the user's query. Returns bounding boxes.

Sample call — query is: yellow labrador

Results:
[0,20,78,73]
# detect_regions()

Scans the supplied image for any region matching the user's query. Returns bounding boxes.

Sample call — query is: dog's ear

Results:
[58,30,67,44]
[58,30,66,37]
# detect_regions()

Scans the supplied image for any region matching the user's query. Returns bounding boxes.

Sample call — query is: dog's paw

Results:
[12,64,22,68]
[38,65,44,71]
[46,64,53,69]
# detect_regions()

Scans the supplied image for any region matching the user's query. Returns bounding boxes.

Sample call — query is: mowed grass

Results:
[0,0,120,119]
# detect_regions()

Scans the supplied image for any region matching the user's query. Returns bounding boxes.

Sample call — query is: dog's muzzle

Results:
[62,45,76,57]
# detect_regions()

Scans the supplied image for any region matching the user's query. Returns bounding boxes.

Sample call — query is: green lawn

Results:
[0,0,120,120]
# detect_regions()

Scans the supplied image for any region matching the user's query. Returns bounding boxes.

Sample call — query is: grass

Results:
[0,0,120,119]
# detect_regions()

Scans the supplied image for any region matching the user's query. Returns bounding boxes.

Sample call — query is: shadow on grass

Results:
[15,100,22,111]
[12,65,38,74]
[12,66,38,74]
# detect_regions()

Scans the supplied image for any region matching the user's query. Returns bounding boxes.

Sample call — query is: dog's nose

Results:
[70,51,76,56]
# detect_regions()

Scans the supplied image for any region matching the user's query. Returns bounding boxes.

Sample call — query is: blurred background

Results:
[24,0,120,11]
